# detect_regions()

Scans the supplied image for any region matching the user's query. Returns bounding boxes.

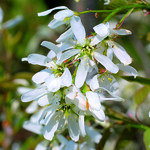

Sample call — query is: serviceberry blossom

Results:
[38,6,75,29]
[56,16,119,88]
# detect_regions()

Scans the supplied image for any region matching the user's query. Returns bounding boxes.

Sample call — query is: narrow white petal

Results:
[48,19,65,29]
[54,9,74,20]
[64,141,78,150]
[61,68,72,87]
[43,113,59,141]
[110,29,132,35]
[85,125,102,143]
[0,7,3,23]
[96,87,124,101]
[66,92,87,110]
[21,86,47,102]
[75,57,90,88]
[56,28,74,43]
[79,114,86,137]
[57,49,80,64]
[89,75,99,91]
[56,134,68,145]
[23,121,43,134]
[93,22,110,38]
[117,64,138,78]
[110,42,132,65]
[107,47,113,60]
[23,54,49,66]
[3,15,23,29]
[25,101,38,114]
[41,41,61,56]
[90,35,105,46]
[89,108,105,121]
[47,50,56,59]
[67,114,79,141]
[38,6,68,16]
[38,94,50,106]
[70,16,86,45]
[32,69,51,84]
[94,52,119,73]
[35,140,49,150]
[45,75,61,92]
[86,91,101,110]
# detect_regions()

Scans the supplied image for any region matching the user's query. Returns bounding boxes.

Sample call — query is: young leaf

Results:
[121,76,150,86]
[134,86,150,105]
[144,128,150,150]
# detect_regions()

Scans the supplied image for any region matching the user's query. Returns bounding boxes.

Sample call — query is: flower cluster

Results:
[22,6,137,146]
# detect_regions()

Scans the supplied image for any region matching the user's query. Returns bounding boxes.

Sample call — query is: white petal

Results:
[86,91,101,110]
[89,108,105,121]
[90,35,104,46]
[110,29,132,35]
[38,6,68,16]
[109,42,132,65]
[56,28,74,43]
[38,94,50,106]
[3,15,23,29]
[57,49,80,64]
[75,57,90,88]
[41,41,61,57]
[48,19,65,29]
[67,114,79,141]
[117,64,138,78]
[23,121,43,134]
[70,16,86,45]
[56,134,68,145]
[21,86,47,102]
[45,74,61,92]
[64,140,78,150]
[93,22,110,38]
[22,54,49,66]
[66,92,87,110]
[35,140,49,150]
[94,52,119,73]
[89,75,99,91]
[78,114,86,137]
[47,50,56,59]
[54,9,74,20]
[0,7,3,23]
[38,105,59,124]
[97,87,124,101]
[85,125,102,143]
[43,113,59,141]
[32,69,51,84]
[25,101,38,113]
[61,68,72,87]
[107,47,113,60]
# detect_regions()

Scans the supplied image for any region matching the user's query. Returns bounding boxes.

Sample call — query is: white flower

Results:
[89,73,124,101]
[38,6,75,29]
[22,43,72,92]
[66,86,105,122]
[92,22,132,65]
[56,16,119,88]
[39,104,80,142]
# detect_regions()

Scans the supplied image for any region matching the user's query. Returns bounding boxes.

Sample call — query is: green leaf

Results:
[114,127,137,150]
[144,128,150,150]
[121,76,150,86]
[107,0,128,10]
[134,86,150,105]
[96,127,111,150]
